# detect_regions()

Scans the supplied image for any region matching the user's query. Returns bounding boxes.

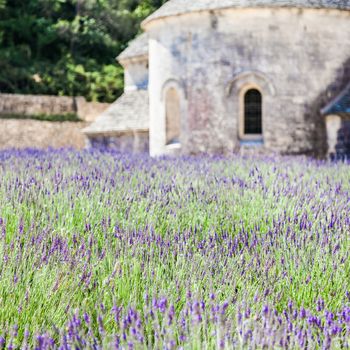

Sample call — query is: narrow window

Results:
[165,88,181,145]
[244,89,262,135]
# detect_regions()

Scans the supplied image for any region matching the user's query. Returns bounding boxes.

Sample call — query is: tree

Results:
[0,0,168,102]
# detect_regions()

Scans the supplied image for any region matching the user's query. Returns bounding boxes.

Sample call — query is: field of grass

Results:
[0,149,349,349]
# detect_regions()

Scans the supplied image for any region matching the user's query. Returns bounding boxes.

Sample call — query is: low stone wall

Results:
[0,119,89,150]
[0,93,109,122]
[76,99,110,122]
[87,132,149,153]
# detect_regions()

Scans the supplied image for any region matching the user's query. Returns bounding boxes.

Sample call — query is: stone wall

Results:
[75,98,110,122]
[0,93,110,150]
[0,119,89,150]
[335,121,350,160]
[124,59,149,92]
[326,114,350,160]
[147,7,350,157]
[87,132,149,153]
[0,93,109,122]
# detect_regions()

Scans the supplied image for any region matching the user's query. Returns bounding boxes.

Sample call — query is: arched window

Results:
[244,89,262,135]
[165,87,181,145]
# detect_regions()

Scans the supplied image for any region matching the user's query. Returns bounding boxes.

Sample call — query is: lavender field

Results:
[0,149,349,349]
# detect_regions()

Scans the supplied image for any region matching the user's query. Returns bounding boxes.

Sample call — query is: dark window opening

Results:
[244,89,262,135]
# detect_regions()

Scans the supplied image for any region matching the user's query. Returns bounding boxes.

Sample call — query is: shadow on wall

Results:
[88,133,149,154]
[308,57,350,158]
[332,120,350,161]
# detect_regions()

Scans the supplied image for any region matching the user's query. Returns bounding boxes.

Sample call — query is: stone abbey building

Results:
[84,0,350,158]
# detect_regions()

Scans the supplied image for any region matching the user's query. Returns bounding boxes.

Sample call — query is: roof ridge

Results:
[83,91,149,135]
[142,0,350,28]
[117,33,149,62]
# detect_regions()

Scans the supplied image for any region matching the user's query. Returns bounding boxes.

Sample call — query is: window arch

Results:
[165,87,181,145]
[244,89,262,135]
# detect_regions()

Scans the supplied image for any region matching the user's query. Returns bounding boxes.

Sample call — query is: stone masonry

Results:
[0,93,109,122]
[144,5,350,157]
[0,119,89,150]
[0,94,109,150]
[86,0,350,158]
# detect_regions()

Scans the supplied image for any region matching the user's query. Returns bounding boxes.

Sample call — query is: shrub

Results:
[0,112,81,122]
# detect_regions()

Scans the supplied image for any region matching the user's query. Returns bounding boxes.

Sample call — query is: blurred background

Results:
[0,0,166,103]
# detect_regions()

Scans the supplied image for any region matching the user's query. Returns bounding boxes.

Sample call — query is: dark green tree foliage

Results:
[0,0,167,102]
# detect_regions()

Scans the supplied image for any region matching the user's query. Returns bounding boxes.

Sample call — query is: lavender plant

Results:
[0,149,349,349]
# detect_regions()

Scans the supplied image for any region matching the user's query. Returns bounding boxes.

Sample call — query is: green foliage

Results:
[0,0,167,102]
[0,112,81,122]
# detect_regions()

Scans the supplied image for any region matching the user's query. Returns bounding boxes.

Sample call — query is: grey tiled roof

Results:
[322,83,350,115]
[117,33,148,62]
[143,0,350,25]
[83,91,149,135]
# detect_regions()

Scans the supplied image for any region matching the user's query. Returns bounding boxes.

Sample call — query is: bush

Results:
[0,112,81,122]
